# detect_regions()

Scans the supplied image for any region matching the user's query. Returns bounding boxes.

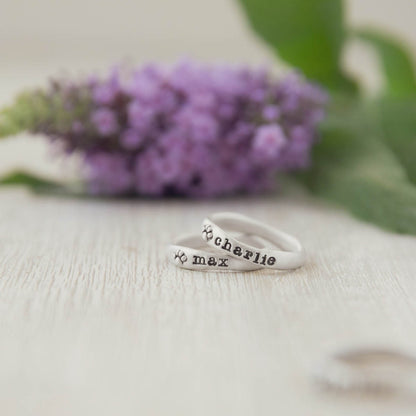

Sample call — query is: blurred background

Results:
[0,0,415,175]
[1,0,416,95]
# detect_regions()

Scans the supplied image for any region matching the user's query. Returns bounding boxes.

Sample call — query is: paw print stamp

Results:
[202,224,213,241]
[174,249,188,265]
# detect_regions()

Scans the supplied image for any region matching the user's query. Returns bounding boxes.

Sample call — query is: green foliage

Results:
[355,29,416,98]
[0,92,40,138]
[237,0,355,91]
[237,0,416,235]
[0,171,63,190]
[376,99,416,185]
[0,86,92,139]
[0,170,85,197]
[0,90,57,139]
[300,96,416,234]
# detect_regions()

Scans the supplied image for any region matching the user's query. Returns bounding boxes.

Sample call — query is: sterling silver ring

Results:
[201,212,306,270]
[167,233,265,271]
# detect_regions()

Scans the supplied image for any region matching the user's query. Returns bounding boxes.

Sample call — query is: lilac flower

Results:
[121,128,145,150]
[226,122,255,145]
[92,67,122,105]
[188,113,219,143]
[93,84,117,105]
[91,108,118,136]
[126,65,163,102]
[251,88,267,103]
[134,148,164,195]
[252,124,287,161]
[15,61,327,197]
[72,121,84,135]
[190,92,217,111]
[86,152,132,195]
[262,105,280,121]
[290,125,313,144]
[127,100,154,132]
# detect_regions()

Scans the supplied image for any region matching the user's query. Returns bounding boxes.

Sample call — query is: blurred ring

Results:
[313,346,416,396]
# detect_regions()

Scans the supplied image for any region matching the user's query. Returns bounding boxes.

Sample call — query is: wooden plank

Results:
[0,187,415,415]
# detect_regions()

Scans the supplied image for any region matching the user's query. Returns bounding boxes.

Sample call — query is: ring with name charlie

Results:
[201,212,306,270]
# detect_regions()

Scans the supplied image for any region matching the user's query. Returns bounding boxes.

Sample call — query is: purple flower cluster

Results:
[34,61,327,197]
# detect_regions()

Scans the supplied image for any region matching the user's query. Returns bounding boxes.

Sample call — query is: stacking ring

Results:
[167,233,265,271]
[201,212,305,270]
[313,347,416,395]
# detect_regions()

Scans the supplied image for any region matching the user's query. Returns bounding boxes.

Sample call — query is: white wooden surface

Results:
[2,0,416,411]
[0,181,416,415]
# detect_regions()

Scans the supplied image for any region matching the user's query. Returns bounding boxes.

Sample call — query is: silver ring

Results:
[167,233,266,271]
[201,212,305,270]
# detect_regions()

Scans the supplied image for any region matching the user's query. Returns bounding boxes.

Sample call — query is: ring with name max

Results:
[167,233,266,271]
[201,212,305,270]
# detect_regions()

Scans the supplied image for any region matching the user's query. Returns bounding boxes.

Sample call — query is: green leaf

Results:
[236,0,356,91]
[0,171,62,188]
[355,29,416,98]
[0,170,84,197]
[352,31,416,188]
[299,96,416,234]
[0,170,127,199]
[375,98,416,185]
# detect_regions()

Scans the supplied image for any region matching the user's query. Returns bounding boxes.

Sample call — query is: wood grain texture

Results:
[0,184,415,416]
[1,42,416,413]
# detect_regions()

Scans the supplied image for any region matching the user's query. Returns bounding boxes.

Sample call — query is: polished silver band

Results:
[167,233,265,271]
[201,212,306,270]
